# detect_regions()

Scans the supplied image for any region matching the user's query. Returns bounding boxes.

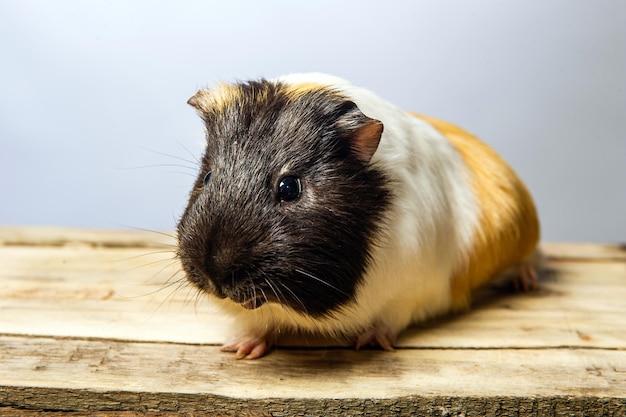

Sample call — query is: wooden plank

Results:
[0,244,235,344]
[1,227,625,416]
[1,336,625,415]
[0,226,174,248]
[542,241,626,262]
[1,225,624,260]
[1,244,624,348]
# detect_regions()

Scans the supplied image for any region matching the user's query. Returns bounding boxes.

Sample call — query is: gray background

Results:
[1,1,624,242]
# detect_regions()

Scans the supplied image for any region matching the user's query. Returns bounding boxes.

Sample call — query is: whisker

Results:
[154,274,190,312]
[257,285,269,309]
[266,278,309,337]
[277,281,323,341]
[115,252,183,302]
[263,277,282,305]
[120,253,179,275]
[262,277,291,324]
[276,281,308,316]
[139,145,199,167]
[116,163,197,171]
[123,273,186,300]
[165,170,197,178]
[175,140,202,166]
[115,225,178,242]
[140,269,191,321]
[119,249,178,261]
[257,281,278,336]
[294,268,350,297]
[191,284,206,314]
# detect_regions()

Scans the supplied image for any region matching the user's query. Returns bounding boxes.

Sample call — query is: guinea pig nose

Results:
[212,246,252,281]
[222,269,247,287]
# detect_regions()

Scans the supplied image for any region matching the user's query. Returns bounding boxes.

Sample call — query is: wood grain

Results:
[0,227,625,416]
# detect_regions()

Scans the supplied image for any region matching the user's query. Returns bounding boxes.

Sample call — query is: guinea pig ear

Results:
[186,90,213,116]
[349,118,384,163]
[335,102,384,163]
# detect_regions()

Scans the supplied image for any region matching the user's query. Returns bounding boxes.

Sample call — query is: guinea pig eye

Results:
[278,176,302,202]
[203,171,212,186]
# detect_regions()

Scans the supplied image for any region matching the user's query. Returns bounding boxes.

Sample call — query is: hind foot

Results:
[513,263,539,292]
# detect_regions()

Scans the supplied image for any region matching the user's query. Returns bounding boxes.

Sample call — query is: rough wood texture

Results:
[0,226,625,416]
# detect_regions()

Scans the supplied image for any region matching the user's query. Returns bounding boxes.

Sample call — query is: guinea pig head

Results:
[177,80,390,317]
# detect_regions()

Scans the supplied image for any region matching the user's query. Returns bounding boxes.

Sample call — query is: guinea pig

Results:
[177,73,540,359]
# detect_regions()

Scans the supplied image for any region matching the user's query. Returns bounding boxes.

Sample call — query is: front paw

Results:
[355,326,397,352]
[221,334,273,359]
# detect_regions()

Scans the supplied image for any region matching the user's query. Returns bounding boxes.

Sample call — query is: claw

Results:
[222,334,272,359]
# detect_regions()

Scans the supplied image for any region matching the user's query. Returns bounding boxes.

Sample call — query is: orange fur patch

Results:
[410,113,540,310]
[188,81,338,115]
[282,81,328,100]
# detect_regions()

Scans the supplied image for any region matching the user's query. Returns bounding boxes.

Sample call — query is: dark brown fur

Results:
[177,80,391,317]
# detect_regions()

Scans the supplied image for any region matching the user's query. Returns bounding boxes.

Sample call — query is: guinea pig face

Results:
[177,80,390,317]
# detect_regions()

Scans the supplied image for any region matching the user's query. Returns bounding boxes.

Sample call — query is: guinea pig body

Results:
[177,73,540,359]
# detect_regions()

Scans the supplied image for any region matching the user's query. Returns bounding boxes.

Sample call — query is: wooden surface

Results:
[0,226,625,416]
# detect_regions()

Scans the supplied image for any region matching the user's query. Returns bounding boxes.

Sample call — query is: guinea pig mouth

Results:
[222,283,267,309]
